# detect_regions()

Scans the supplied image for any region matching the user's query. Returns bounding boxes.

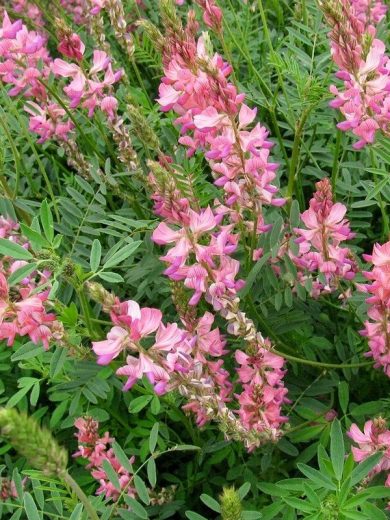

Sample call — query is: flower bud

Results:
[220,487,242,520]
[0,408,68,476]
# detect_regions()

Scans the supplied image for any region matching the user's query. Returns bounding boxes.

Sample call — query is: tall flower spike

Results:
[291,177,357,297]
[321,0,390,149]
[156,4,284,239]
[359,240,390,375]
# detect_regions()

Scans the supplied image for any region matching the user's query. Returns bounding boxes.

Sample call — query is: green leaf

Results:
[330,419,345,480]
[50,347,68,378]
[112,441,134,474]
[134,475,150,505]
[90,239,102,272]
[11,342,42,361]
[69,504,83,520]
[242,513,262,520]
[129,395,153,413]
[124,497,148,519]
[149,422,159,453]
[24,492,40,520]
[185,513,208,520]
[98,271,124,283]
[297,464,336,490]
[200,494,221,513]
[103,241,142,269]
[8,263,37,286]
[40,200,54,243]
[239,252,271,297]
[20,224,49,248]
[350,452,384,486]
[102,459,121,491]
[338,382,349,415]
[0,238,33,260]
[359,503,386,520]
[7,385,32,408]
[147,457,157,488]
[238,482,251,499]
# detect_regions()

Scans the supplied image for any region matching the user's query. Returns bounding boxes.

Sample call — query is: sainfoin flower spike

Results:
[291,178,357,297]
[89,281,288,451]
[0,215,63,349]
[321,0,390,149]
[359,240,390,375]
[156,6,284,238]
[74,417,137,501]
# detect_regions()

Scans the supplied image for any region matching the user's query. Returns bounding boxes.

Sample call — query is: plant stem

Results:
[287,108,311,208]
[247,297,373,369]
[77,287,99,340]
[62,471,99,520]
[369,148,390,240]
[257,0,274,53]
[331,128,342,191]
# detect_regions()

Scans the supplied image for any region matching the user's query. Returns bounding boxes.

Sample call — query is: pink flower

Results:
[92,326,128,364]
[323,0,390,148]
[359,240,390,375]
[348,419,390,481]
[73,417,136,502]
[291,178,357,295]
[57,33,85,61]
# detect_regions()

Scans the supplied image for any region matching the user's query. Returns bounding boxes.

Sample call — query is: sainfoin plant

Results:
[1,0,390,519]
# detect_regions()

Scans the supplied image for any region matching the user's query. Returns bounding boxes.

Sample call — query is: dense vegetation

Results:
[0,0,390,518]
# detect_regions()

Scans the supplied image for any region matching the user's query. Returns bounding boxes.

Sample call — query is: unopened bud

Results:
[220,487,243,520]
[0,408,68,476]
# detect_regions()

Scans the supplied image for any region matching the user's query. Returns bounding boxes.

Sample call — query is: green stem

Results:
[273,349,373,369]
[331,128,342,191]
[257,0,274,53]
[77,287,99,340]
[287,108,311,208]
[370,148,389,240]
[62,471,99,520]
[247,297,373,370]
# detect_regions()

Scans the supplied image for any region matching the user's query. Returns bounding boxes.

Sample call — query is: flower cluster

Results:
[0,11,75,143]
[348,418,390,486]
[0,216,63,349]
[9,0,45,27]
[92,298,193,394]
[152,204,244,309]
[359,240,390,375]
[74,417,136,501]
[0,477,18,501]
[235,343,288,434]
[52,49,122,120]
[291,178,357,296]
[322,0,390,148]
[157,10,283,234]
[88,279,287,450]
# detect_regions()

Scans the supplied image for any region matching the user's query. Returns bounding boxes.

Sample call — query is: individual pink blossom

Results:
[58,33,85,61]
[359,240,390,375]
